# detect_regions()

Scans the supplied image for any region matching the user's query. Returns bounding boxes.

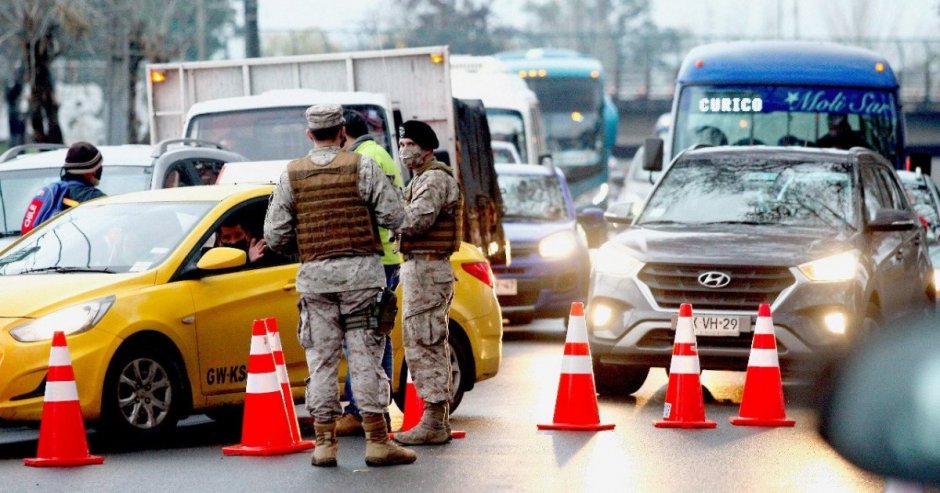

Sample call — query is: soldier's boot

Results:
[334,413,364,436]
[311,421,338,467]
[363,413,416,467]
[392,401,450,445]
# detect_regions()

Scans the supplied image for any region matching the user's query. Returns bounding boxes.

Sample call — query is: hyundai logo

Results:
[698,271,731,289]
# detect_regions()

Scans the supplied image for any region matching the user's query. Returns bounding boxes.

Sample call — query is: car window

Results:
[861,166,890,221]
[876,167,907,210]
[497,173,570,221]
[196,198,295,273]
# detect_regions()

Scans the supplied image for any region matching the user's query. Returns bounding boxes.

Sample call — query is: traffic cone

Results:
[222,320,313,456]
[537,302,615,431]
[730,304,795,427]
[390,369,466,439]
[654,303,717,429]
[262,317,314,448]
[24,331,104,467]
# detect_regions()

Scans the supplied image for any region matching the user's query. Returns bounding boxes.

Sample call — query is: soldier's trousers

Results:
[401,259,455,404]
[298,288,389,423]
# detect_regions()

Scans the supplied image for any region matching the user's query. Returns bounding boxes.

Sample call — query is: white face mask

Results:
[400,148,423,169]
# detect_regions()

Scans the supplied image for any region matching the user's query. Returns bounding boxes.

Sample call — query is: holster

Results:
[377,289,398,335]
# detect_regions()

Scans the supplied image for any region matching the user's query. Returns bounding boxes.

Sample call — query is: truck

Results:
[146,46,506,262]
[641,41,930,173]
[450,55,549,165]
[495,49,619,210]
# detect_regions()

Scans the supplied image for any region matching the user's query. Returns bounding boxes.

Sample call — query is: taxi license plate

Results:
[495,278,518,296]
[671,315,749,337]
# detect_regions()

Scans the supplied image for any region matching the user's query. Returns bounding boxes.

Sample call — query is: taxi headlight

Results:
[594,242,642,276]
[798,251,858,282]
[539,231,579,259]
[10,296,115,343]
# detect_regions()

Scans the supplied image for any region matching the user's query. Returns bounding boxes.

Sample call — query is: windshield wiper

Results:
[699,220,777,226]
[637,220,687,226]
[18,266,116,274]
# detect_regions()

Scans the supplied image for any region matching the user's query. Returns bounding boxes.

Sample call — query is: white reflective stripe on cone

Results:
[246,371,281,394]
[44,381,80,402]
[566,316,589,343]
[747,348,780,368]
[669,355,700,374]
[754,317,775,334]
[267,333,284,351]
[560,355,594,375]
[674,318,696,343]
[275,364,289,384]
[249,335,270,356]
[47,347,72,367]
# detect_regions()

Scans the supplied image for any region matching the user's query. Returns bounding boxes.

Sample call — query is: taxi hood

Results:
[0,272,155,318]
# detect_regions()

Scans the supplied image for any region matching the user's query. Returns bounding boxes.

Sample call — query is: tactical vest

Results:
[287,152,382,262]
[400,162,464,254]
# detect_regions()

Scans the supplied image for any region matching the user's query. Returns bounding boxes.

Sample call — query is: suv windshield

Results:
[674,85,898,164]
[637,156,856,229]
[0,201,212,275]
[498,173,570,221]
[187,104,391,161]
[0,167,152,236]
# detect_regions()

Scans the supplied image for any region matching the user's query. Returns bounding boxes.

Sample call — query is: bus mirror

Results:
[908,151,931,176]
[642,138,664,172]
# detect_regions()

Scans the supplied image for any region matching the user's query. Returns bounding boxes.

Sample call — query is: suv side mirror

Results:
[867,208,918,232]
[642,138,664,172]
[577,207,607,248]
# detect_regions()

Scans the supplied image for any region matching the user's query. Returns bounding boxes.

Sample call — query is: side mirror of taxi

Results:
[197,247,247,270]
[577,207,606,248]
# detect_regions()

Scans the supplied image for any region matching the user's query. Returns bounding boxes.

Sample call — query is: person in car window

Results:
[263,104,413,468]
[393,120,463,446]
[334,110,404,437]
[217,216,274,266]
[816,113,868,150]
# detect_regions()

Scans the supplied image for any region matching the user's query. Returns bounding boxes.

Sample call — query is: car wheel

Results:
[392,331,469,414]
[101,344,185,442]
[593,358,649,396]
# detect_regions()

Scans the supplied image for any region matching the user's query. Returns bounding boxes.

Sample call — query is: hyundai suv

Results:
[589,146,934,394]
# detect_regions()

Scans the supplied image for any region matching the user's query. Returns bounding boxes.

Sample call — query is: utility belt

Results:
[403,252,451,261]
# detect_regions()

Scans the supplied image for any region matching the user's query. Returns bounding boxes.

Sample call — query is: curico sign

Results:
[692,86,896,117]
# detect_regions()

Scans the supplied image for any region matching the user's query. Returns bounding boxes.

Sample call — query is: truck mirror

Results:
[642,138,664,172]
[908,151,932,176]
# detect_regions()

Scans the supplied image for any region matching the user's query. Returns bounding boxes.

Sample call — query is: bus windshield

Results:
[673,85,898,164]
[186,104,392,161]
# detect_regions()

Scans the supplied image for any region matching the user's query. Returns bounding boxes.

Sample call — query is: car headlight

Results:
[594,242,642,276]
[539,231,579,259]
[798,251,858,282]
[10,296,115,343]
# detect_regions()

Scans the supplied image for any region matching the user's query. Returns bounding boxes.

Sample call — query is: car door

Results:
[877,166,929,312]
[861,163,908,316]
[185,198,303,397]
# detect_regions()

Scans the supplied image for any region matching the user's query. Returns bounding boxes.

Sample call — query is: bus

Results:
[644,41,916,171]
[496,49,619,209]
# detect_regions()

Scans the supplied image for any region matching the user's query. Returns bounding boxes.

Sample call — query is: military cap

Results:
[399,120,439,150]
[305,104,345,130]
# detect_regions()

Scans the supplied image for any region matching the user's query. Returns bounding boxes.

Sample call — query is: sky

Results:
[252,0,940,41]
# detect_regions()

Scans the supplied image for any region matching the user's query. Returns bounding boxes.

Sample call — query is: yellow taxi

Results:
[0,184,502,440]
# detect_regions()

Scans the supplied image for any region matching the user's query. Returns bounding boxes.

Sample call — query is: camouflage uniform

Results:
[264,145,404,423]
[398,161,462,404]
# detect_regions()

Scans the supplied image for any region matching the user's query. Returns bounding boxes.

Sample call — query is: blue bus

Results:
[645,41,913,171]
[496,49,619,209]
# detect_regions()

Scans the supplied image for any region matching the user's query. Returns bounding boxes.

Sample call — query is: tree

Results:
[393,0,512,55]
[0,0,93,144]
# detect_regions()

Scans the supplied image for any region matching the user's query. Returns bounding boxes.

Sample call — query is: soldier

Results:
[263,104,416,468]
[392,120,463,446]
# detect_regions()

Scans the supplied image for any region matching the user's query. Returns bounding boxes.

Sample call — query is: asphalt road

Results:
[0,318,900,492]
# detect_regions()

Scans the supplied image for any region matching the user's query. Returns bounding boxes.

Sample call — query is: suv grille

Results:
[638,263,795,311]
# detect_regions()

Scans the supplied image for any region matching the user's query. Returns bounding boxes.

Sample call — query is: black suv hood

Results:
[614,225,856,267]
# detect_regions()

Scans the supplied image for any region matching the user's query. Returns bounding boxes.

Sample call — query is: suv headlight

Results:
[10,296,115,342]
[594,242,642,276]
[539,231,579,259]
[799,251,858,282]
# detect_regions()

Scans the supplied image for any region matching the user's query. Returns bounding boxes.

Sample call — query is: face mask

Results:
[400,148,422,169]
[224,239,249,253]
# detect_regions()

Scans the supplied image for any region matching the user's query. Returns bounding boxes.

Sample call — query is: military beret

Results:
[399,120,439,150]
[305,104,345,130]
[63,142,102,175]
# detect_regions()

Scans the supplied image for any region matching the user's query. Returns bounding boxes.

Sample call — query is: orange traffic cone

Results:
[654,303,717,429]
[222,320,313,456]
[537,302,615,431]
[24,331,104,467]
[262,317,314,448]
[730,304,795,427]
[391,369,466,439]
